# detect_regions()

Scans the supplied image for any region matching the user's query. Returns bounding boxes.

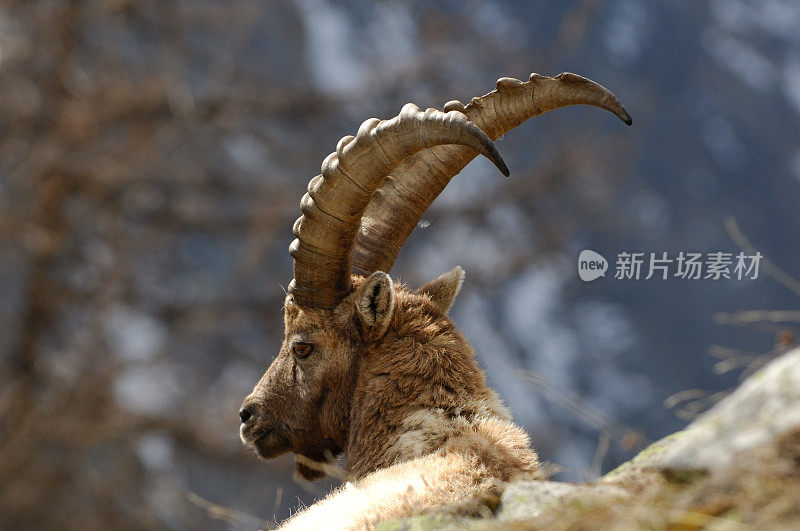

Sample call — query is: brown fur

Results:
[240,271,541,529]
[416,266,465,314]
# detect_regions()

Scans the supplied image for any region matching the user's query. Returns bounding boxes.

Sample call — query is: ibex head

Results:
[239,268,464,479]
[239,73,631,480]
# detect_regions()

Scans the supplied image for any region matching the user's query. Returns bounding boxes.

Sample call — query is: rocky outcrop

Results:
[379,348,800,529]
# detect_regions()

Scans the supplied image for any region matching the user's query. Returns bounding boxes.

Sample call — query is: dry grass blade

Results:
[724,216,800,297]
[538,462,563,478]
[664,389,730,420]
[709,345,760,359]
[272,487,283,524]
[714,310,800,324]
[186,492,266,528]
[714,356,756,374]
[591,431,612,480]
[517,369,646,447]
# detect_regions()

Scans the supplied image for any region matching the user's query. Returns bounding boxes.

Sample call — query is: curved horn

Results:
[289,104,508,309]
[351,72,631,275]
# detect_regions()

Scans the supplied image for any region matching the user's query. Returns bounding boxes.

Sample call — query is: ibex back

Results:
[239,73,631,530]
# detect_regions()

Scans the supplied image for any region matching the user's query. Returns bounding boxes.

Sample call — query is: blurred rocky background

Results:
[0,0,798,528]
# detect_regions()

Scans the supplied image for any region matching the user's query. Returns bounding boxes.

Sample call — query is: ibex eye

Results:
[292,343,314,359]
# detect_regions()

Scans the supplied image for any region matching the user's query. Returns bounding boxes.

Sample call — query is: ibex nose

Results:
[239,406,253,424]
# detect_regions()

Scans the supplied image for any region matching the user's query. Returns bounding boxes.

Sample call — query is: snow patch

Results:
[627,191,673,237]
[573,301,636,358]
[136,432,175,471]
[432,158,496,209]
[602,0,648,64]
[701,116,745,170]
[294,0,367,97]
[455,289,548,428]
[114,364,180,416]
[505,259,579,391]
[710,0,800,41]
[105,305,167,362]
[703,31,777,92]
[223,134,270,173]
[364,2,417,75]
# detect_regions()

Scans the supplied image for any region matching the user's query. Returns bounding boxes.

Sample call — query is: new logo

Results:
[578,250,608,282]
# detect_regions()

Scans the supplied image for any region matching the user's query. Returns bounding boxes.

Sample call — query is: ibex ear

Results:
[356,271,395,340]
[416,266,465,314]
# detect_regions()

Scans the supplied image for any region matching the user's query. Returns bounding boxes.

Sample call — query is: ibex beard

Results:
[239,72,631,529]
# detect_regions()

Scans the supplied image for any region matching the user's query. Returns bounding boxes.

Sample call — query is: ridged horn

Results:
[289,103,509,308]
[351,72,631,276]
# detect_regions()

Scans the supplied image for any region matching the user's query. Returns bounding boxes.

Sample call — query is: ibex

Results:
[239,73,631,529]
